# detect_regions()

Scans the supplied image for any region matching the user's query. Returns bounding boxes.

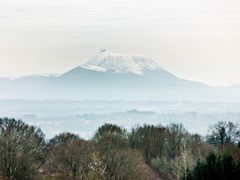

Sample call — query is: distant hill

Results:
[0,51,239,101]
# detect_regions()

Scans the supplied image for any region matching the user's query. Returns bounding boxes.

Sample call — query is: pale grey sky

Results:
[0,0,240,86]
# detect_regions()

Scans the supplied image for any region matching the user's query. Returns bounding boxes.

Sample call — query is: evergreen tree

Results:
[182,152,240,180]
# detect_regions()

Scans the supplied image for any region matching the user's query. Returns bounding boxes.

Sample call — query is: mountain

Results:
[79,50,163,74]
[0,50,239,101]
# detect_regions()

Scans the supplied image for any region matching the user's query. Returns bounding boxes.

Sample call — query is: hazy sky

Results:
[0,0,240,86]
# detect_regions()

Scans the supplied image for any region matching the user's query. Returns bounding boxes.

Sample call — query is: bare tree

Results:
[0,118,46,179]
[88,153,106,180]
[207,121,240,148]
[45,134,95,180]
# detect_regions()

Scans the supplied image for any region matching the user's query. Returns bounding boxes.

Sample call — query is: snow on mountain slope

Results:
[80,50,162,74]
[0,51,239,101]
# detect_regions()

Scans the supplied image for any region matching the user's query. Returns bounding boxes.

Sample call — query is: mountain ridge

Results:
[0,51,239,101]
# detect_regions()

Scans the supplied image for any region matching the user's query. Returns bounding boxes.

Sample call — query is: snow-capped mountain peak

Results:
[80,50,162,74]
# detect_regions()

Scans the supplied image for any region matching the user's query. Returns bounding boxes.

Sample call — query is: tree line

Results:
[0,117,240,180]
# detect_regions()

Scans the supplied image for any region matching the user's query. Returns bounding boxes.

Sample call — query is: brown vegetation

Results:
[0,118,240,180]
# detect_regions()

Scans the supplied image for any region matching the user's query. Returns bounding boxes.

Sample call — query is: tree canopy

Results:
[0,118,46,180]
